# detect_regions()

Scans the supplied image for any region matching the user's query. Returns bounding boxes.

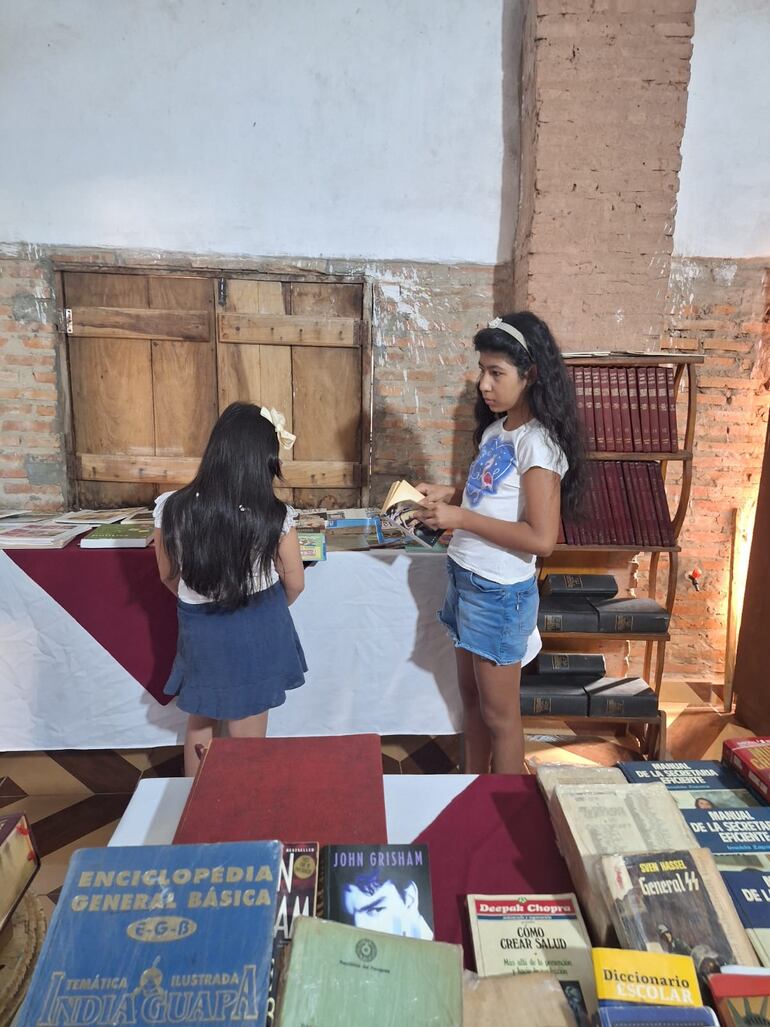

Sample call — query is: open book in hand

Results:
[381,480,444,549]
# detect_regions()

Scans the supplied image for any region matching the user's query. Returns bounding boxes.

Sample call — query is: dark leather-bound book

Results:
[647,462,675,547]
[592,368,606,451]
[520,682,589,716]
[585,676,658,717]
[646,367,661,451]
[615,366,634,453]
[666,366,679,451]
[657,366,672,451]
[541,573,618,599]
[598,462,619,545]
[538,597,598,633]
[536,652,606,675]
[626,367,643,453]
[600,366,615,451]
[582,367,597,450]
[590,597,670,634]
[173,735,387,846]
[636,367,652,452]
[621,463,644,545]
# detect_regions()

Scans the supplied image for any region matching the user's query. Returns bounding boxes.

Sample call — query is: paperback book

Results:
[462,969,577,1027]
[274,916,463,1027]
[467,892,595,1025]
[597,1007,718,1026]
[0,521,88,549]
[380,480,443,549]
[720,856,770,967]
[320,844,434,940]
[18,840,282,1027]
[683,807,770,854]
[296,531,326,562]
[592,947,701,1009]
[600,848,758,987]
[0,813,39,938]
[533,764,626,805]
[619,760,753,791]
[80,523,154,548]
[266,843,319,1026]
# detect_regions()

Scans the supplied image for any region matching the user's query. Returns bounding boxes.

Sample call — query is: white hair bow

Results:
[260,407,296,450]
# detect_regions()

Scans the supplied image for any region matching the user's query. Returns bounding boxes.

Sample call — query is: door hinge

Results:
[64,308,73,334]
[217,277,227,307]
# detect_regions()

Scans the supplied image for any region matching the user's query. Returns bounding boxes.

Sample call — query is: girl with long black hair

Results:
[153,402,306,775]
[418,312,586,774]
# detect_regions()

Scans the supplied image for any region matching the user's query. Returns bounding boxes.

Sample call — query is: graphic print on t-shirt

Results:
[465,435,517,507]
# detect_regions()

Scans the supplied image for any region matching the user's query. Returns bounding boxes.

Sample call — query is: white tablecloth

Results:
[0,550,461,750]
[108,775,479,847]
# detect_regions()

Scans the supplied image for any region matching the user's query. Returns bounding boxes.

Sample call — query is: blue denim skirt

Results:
[438,557,539,666]
[164,582,307,720]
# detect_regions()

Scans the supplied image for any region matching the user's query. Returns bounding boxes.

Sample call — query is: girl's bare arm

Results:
[275,528,305,605]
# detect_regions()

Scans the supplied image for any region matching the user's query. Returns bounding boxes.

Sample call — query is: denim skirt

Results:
[438,557,539,666]
[164,582,307,720]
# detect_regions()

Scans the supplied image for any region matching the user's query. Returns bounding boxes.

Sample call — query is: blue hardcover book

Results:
[684,807,770,853]
[720,857,770,965]
[18,840,282,1026]
[598,1007,719,1025]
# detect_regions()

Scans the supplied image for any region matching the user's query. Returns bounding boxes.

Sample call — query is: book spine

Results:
[636,368,652,452]
[657,367,672,451]
[603,461,625,546]
[609,368,624,453]
[647,367,661,452]
[587,464,604,544]
[611,461,634,546]
[667,366,679,452]
[648,462,675,546]
[621,462,643,546]
[582,367,597,450]
[635,461,662,547]
[599,462,619,545]
[613,367,632,453]
[600,367,615,451]
[592,369,606,451]
[626,367,643,453]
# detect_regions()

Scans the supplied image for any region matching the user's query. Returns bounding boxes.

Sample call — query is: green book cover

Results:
[80,523,154,548]
[276,916,462,1026]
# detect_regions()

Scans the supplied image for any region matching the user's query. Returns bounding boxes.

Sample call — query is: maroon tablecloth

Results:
[7,544,178,704]
[415,775,572,968]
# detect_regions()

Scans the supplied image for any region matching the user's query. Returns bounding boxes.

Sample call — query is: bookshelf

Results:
[537,352,703,759]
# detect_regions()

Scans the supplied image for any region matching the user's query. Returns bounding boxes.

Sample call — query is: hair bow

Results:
[260,407,296,450]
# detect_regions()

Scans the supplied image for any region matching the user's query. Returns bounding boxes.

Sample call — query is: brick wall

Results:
[660,257,770,675]
[0,245,67,510]
[517,0,694,350]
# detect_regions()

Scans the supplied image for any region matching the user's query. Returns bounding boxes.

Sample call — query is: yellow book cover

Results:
[592,947,701,1008]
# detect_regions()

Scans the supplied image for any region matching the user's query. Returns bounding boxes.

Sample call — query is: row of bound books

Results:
[560,461,675,548]
[567,364,679,453]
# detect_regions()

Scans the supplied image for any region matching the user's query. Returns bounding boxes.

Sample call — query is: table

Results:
[0,548,460,750]
[107,773,573,963]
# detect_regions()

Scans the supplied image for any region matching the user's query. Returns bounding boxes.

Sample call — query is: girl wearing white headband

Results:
[153,402,306,775]
[418,312,586,774]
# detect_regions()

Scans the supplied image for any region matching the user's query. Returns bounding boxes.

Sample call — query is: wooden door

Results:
[217,278,366,507]
[63,271,216,505]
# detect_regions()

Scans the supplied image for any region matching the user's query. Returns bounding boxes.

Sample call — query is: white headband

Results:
[260,407,296,451]
[488,317,531,356]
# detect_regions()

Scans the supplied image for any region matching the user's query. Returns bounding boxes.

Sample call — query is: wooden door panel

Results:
[292,348,360,462]
[64,272,148,308]
[224,279,287,315]
[290,282,362,318]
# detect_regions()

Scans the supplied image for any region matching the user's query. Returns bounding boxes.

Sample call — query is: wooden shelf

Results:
[586,451,691,462]
[564,353,704,366]
[552,544,680,553]
[541,631,670,642]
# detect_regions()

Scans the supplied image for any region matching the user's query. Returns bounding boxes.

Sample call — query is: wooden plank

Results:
[69,306,210,341]
[223,279,286,315]
[293,348,361,462]
[148,276,218,457]
[293,488,361,510]
[69,335,156,455]
[77,481,158,509]
[77,454,359,488]
[63,272,148,308]
[290,282,363,318]
[218,344,262,410]
[218,313,359,347]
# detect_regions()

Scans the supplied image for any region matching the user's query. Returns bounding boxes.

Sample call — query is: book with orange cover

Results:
[173,735,387,847]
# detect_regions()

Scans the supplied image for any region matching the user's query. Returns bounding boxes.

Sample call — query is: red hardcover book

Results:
[591,368,606,451]
[607,461,632,545]
[621,463,644,546]
[616,367,632,451]
[608,368,624,453]
[667,366,679,452]
[173,735,388,846]
[599,366,615,451]
[572,367,588,446]
[634,461,662,547]
[581,367,596,450]
[722,738,770,801]
[647,462,675,547]
[626,367,643,453]
[589,464,606,545]
[599,462,619,545]
[656,367,672,451]
[557,520,566,545]
[636,367,652,452]
[646,367,661,452]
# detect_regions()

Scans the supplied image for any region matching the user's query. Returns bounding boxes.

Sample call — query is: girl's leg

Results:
[456,648,492,774]
[226,711,269,739]
[472,655,525,774]
[184,714,218,777]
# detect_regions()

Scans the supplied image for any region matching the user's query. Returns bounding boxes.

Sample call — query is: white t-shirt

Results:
[447,418,568,585]
[153,491,297,604]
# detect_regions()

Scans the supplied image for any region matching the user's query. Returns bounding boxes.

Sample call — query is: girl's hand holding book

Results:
[418,499,463,532]
[415,482,459,504]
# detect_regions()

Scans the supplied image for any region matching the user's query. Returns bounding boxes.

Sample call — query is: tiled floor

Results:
[0,675,756,922]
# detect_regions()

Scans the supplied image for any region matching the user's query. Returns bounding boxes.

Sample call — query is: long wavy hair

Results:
[473,311,587,518]
[161,403,286,608]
